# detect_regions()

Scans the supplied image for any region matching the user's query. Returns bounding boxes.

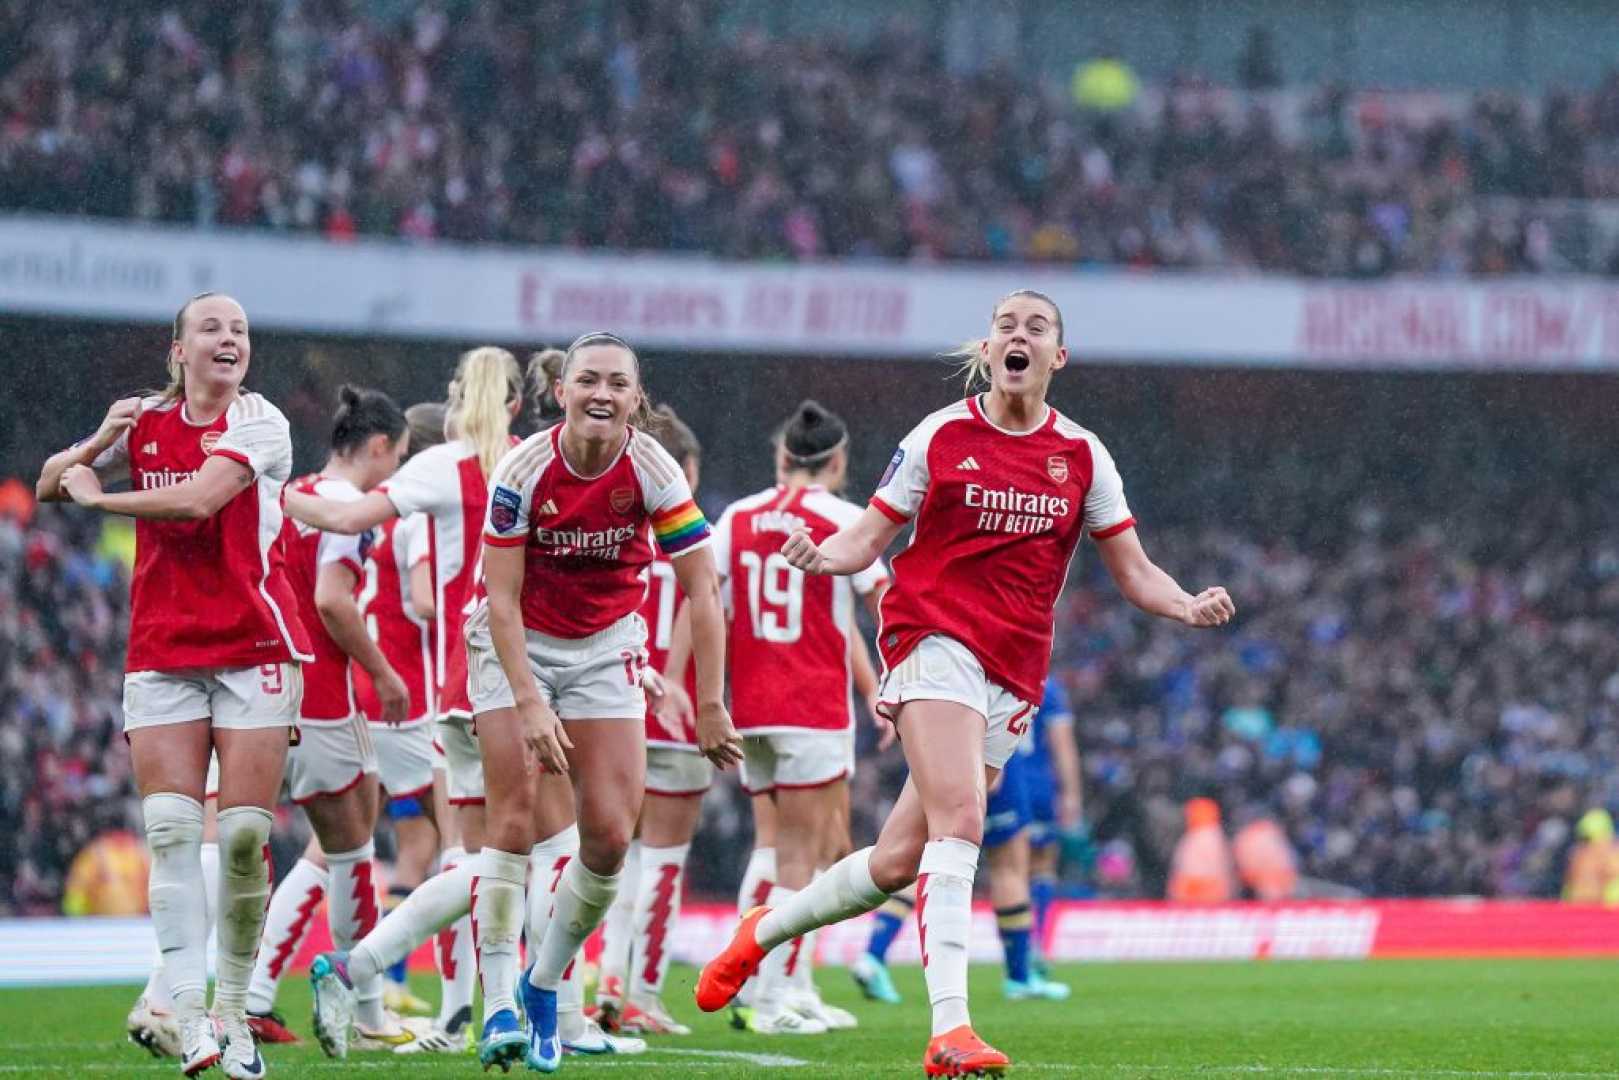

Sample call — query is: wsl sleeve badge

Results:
[490,484,524,535]
[879,447,905,488]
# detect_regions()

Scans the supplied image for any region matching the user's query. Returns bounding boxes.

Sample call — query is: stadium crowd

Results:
[7,1,1619,274]
[5,398,1615,913]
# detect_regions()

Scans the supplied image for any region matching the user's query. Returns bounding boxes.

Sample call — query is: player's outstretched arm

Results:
[781,505,903,577]
[671,547,744,769]
[1095,526,1235,628]
[59,454,253,521]
[284,488,398,535]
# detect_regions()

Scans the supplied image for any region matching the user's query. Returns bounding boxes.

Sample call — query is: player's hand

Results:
[375,666,411,725]
[695,700,744,769]
[1058,790,1083,832]
[648,675,694,743]
[91,396,143,452]
[869,694,897,750]
[1180,586,1235,628]
[780,528,830,575]
[60,465,105,508]
[519,696,572,775]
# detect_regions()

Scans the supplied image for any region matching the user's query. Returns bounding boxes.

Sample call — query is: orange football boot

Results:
[923,1025,1010,1077]
[693,906,770,1012]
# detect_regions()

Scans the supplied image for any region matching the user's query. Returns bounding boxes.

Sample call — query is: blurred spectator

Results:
[61,829,147,916]
[1561,810,1619,905]
[1233,817,1299,900]
[1167,798,1236,902]
[7,3,1619,273]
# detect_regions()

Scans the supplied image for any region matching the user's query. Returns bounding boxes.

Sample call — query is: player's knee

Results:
[869,837,923,894]
[142,793,204,855]
[217,806,273,877]
[579,825,633,875]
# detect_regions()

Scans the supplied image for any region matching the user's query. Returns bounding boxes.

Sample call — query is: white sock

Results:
[737,846,776,914]
[917,838,978,1036]
[214,806,274,1020]
[327,841,387,1030]
[526,826,581,949]
[597,840,639,999]
[528,859,619,990]
[790,868,827,1000]
[757,847,886,950]
[472,848,528,1019]
[149,840,221,1011]
[246,857,328,1015]
[628,842,688,1005]
[143,794,207,1019]
[735,846,775,1007]
[754,884,800,1015]
[349,856,475,982]
[433,847,477,1032]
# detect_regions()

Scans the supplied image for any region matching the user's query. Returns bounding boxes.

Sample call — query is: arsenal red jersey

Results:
[378,439,490,718]
[639,550,700,749]
[92,393,312,673]
[714,485,889,734]
[869,396,1135,703]
[354,513,435,724]
[280,475,371,722]
[474,426,711,640]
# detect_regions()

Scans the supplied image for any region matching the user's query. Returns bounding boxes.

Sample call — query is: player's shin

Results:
[144,794,208,1019]
[247,858,328,1015]
[917,839,978,1036]
[214,806,274,1020]
[471,848,529,1019]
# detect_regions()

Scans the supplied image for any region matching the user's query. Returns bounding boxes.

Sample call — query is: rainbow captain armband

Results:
[652,499,710,555]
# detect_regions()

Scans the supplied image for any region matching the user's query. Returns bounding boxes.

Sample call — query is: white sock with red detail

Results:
[143,794,207,1021]
[327,841,385,1030]
[597,840,639,1001]
[525,826,581,955]
[917,838,978,1037]
[146,841,220,1011]
[734,847,775,1007]
[528,859,620,991]
[473,848,529,1021]
[246,857,328,1015]
[753,884,800,1016]
[433,847,477,1032]
[214,806,274,1020]
[346,854,475,984]
[756,847,886,950]
[628,842,689,1005]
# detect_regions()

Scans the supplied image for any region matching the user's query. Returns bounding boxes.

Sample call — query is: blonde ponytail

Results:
[447,346,522,479]
[944,338,991,392]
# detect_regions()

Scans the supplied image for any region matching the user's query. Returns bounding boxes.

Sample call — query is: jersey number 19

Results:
[739,550,804,644]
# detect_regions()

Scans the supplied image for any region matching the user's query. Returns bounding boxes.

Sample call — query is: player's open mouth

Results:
[213,352,240,366]
[585,406,613,420]
[1005,350,1030,373]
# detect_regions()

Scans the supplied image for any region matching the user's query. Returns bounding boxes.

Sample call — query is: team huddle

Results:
[37,289,1234,1078]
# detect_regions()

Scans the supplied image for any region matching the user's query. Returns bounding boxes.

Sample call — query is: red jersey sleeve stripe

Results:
[1091,517,1137,540]
[483,532,528,547]
[337,557,364,579]
[869,495,910,524]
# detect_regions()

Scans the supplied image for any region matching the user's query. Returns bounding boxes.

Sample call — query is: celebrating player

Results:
[289,347,525,1057]
[696,290,1236,1078]
[38,292,310,1080]
[592,406,710,1037]
[712,400,889,1034]
[242,386,415,1049]
[468,331,742,1072]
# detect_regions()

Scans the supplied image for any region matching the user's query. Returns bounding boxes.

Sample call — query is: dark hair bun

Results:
[782,399,847,463]
[331,384,407,453]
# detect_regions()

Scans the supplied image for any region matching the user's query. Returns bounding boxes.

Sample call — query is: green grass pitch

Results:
[0,959,1611,1077]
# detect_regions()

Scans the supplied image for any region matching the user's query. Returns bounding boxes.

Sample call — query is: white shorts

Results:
[646,745,712,797]
[373,720,435,798]
[285,716,377,805]
[741,728,851,795]
[876,634,1033,770]
[467,614,648,721]
[436,715,484,806]
[123,664,303,732]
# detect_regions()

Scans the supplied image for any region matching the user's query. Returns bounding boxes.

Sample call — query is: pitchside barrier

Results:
[2,901,1615,987]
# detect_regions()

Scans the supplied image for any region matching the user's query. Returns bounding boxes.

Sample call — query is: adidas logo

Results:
[957,457,981,471]
[141,442,158,456]
[536,498,559,516]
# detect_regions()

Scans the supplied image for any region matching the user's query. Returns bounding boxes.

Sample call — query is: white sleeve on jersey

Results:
[216,394,293,483]
[709,505,736,587]
[629,432,712,558]
[90,429,131,486]
[871,422,933,520]
[383,442,455,518]
[852,554,890,596]
[313,477,367,573]
[482,433,552,546]
[1082,436,1134,536]
[400,513,431,567]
